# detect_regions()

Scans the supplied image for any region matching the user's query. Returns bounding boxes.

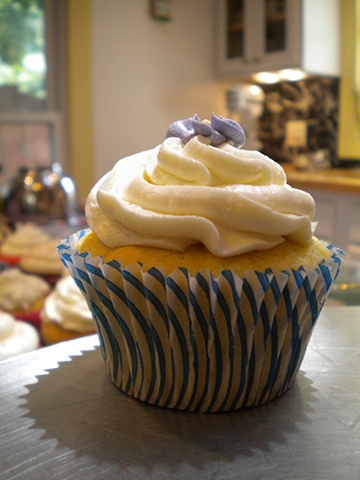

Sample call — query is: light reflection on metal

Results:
[32,182,43,192]
[2,166,79,224]
[24,175,33,186]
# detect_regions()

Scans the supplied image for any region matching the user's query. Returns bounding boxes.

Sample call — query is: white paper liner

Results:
[58,230,344,413]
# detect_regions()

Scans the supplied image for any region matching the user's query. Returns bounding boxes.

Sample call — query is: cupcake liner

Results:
[14,310,42,330]
[0,253,21,267]
[58,229,344,413]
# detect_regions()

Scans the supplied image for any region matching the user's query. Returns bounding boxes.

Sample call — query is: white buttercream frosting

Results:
[41,275,94,333]
[85,129,316,256]
[19,238,65,275]
[0,312,40,361]
[0,268,50,311]
[0,223,50,257]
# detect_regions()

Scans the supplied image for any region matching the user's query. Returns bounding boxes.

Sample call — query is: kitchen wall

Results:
[67,0,359,203]
[67,0,94,204]
[67,0,227,201]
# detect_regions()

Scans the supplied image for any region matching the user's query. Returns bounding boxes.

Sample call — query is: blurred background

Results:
[0,0,359,351]
[0,0,358,203]
[0,1,359,255]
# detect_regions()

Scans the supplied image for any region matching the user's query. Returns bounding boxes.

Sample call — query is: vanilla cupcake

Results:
[0,268,50,329]
[40,274,96,346]
[57,114,344,412]
[0,312,40,361]
[0,223,50,266]
[19,237,66,284]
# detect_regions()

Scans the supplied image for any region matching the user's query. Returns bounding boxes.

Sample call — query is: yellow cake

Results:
[77,230,330,277]
[58,114,344,412]
[40,319,93,346]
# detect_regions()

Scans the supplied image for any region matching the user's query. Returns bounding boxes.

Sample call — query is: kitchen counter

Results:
[1,306,360,480]
[282,164,360,250]
[283,164,360,194]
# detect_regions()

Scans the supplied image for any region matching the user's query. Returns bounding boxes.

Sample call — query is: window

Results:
[0,0,67,185]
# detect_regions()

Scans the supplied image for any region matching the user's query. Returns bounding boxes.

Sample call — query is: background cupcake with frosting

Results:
[0,311,40,361]
[19,236,66,285]
[0,223,48,266]
[40,273,96,346]
[0,223,65,284]
[0,268,50,330]
[58,114,344,413]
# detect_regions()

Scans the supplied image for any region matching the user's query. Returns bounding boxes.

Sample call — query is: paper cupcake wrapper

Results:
[14,310,42,330]
[58,230,344,413]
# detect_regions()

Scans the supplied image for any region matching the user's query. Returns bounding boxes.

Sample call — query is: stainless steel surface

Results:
[1,306,360,480]
[329,257,360,306]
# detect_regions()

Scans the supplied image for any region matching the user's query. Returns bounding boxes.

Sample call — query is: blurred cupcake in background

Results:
[0,312,40,361]
[19,237,67,285]
[0,223,50,267]
[0,268,50,330]
[40,273,96,346]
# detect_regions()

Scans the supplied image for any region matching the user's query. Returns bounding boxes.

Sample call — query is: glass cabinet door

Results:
[224,0,291,65]
[217,0,299,77]
[264,0,287,54]
[226,0,245,60]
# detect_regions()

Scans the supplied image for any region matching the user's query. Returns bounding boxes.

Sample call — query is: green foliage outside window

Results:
[0,0,46,100]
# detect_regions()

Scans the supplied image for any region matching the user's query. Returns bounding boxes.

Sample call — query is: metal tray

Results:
[1,306,360,480]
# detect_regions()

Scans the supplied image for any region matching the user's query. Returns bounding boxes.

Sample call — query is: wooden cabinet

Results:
[215,0,340,79]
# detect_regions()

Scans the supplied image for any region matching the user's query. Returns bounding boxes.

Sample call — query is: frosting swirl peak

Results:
[166,113,246,148]
[85,115,316,257]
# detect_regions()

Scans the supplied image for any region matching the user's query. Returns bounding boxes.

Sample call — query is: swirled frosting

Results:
[0,268,50,311]
[41,275,94,333]
[0,312,40,361]
[85,114,316,256]
[0,223,50,258]
[20,238,65,275]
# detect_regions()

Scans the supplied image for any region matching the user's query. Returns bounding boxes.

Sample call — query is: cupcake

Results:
[40,273,96,346]
[0,312,40,361]
[0,268,50,330]
[57,114,344,413]
[19,237,67,285]
[0,222,50,267]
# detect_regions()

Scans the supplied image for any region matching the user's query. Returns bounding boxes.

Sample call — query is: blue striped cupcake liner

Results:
[57,229,344,413]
